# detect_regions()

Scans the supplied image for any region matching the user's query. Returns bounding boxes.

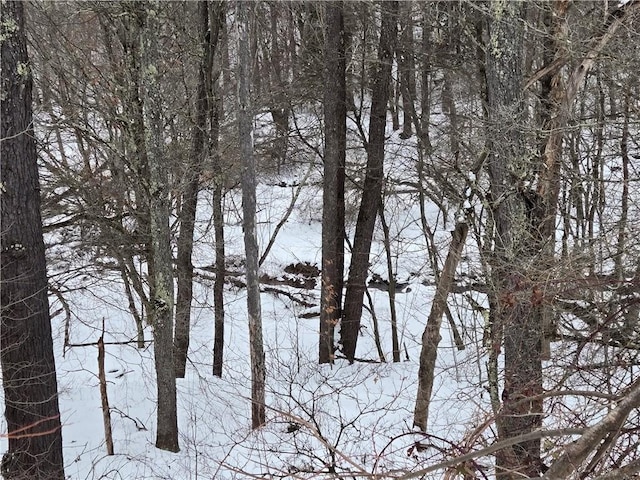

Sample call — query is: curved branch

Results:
[542,377,640,479]
[395,428,585,480]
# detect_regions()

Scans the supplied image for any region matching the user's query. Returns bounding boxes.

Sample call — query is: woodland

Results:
[1,1,640,479]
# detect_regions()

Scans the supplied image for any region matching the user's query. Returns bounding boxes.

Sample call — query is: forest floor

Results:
[2,133,490,479]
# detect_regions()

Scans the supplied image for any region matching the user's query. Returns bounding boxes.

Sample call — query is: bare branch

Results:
[542,377,640,479]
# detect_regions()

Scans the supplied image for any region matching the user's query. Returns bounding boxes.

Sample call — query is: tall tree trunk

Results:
[211,144,225,376]
[485,2,542,477]
[341,1,398,363]
[212,5,227,379]
[117,2,154,316]
[267,3,290,170]
[174,0,209,379]
[535,0,569,358]
[398,1,416,140]
[237,0,266,429]
[174,0,222,379]
[319,1,347,365]
[140,0,179,452]
[0,2,65,478]
[103,3,157,342]
[615,86,630,279]
[378,199,400,362]
[419,2,432,153]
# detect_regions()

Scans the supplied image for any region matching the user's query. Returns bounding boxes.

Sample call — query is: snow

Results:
[3,78,637,478]
[48,281,460,479]
[0,137,491,478]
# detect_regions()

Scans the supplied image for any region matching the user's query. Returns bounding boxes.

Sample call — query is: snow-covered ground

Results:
[0,123,497,479]
[8,96,636,478]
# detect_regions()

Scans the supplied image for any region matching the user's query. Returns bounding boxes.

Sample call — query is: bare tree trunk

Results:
[398,1,416,140]
[212,6,227,379]
[212,169,226,377]
[378,199,400,362]
[615,87,630,279]
[320,1,347,365]
[237,0,266,429]
[267,3,290,170]
[485,2,541,477]
[97,335,114,455]
[441,69,459,163]
[341,1,398,363]
[413,221,468,431]
[0,3,65,478]
[390,81,400,132]
[174,0,222,379]
[419,2,432,152]
[140,0,179,452]
[174,0,210,378]
[211,159,225,376]
[115,3,154,314]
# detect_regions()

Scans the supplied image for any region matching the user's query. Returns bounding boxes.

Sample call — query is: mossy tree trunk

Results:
[485,2,542,477]
[139,0,179,452]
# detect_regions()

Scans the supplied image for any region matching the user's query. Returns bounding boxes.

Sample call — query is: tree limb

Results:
[542,377,640,479]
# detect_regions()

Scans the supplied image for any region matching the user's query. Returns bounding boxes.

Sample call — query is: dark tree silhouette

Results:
[341,1,398,362]
[319,0,347,364]
[0,2,65,478]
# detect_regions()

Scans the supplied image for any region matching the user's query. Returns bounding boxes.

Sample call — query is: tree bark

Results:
[211,149,225,376]
[419,2,432,153]
[267,3,290,170]
[97,335,114,455]
[320,1,347,365]
[341,1,398,363]
[378,199,400,362]
[543,377,640,479]
[174,0,210,379]
[174,0,222,379]
[139,0,179,452]
[398,1,416,140]
[413,220,469,431]
[0,2,65,477]
[237,0,266,429]
[211,4,227,379]
[116,2,154,315]
[485,2,542,477]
